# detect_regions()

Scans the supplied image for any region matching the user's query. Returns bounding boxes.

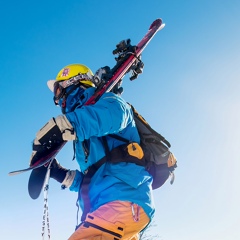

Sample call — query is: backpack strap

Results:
[102,136,112,162]
[102,135,145,166]
[108,134,130,143]
[79,156,108,222]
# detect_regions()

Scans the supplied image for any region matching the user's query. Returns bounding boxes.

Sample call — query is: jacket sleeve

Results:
[69,170,84,192]
[65,93,132,141]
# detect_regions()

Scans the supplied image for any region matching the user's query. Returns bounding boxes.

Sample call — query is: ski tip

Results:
[149,19,165,31]
[159,23,166,31]
[8,171,20,176]
[28,166,48,200]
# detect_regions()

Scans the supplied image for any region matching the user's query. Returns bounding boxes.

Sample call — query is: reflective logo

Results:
[61,68,70,77]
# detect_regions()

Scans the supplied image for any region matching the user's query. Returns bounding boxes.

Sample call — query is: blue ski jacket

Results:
[64,87,155,220]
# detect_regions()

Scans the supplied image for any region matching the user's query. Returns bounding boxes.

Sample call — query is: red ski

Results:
[86,18,165,105]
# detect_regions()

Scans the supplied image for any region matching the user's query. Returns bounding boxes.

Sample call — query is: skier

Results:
[30,63,154,239]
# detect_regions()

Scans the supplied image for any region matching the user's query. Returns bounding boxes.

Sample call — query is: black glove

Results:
[50,159,68,183]
[50,159,76,189]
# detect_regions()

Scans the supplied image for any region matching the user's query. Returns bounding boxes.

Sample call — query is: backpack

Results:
[103,103,177,190]
[128,103,177,189]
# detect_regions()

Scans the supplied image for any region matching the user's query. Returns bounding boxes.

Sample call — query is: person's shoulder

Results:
[101,92,126,102]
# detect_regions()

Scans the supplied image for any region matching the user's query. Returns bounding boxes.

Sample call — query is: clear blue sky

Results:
[1,0,240,239]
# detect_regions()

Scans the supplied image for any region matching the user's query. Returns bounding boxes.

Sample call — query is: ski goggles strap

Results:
[59,72,92,89]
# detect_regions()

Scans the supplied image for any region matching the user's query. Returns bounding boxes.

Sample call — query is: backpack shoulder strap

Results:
[108,134,130,143]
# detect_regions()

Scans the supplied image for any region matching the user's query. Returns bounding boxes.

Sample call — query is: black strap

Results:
[79,157,107,222]
[108,134,130,143]
[103,134,130,163]
[80,169,94,222]
[102,136,111,162]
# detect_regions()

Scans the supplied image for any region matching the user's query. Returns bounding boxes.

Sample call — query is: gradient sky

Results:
[1,1,240,239]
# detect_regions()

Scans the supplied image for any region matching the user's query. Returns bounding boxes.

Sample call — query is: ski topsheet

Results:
[8,142,66,176]
[85,19,165,105]
[8,19,165,176]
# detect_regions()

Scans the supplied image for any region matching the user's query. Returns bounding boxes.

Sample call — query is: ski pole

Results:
[41,160,53,240]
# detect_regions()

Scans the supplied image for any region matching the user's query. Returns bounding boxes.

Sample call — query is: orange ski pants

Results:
[68,201,150,240]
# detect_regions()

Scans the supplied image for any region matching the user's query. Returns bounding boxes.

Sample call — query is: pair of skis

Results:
[9,18,165,186]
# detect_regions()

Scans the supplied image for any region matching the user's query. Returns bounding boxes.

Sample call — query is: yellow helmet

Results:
[47,63,95,92]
